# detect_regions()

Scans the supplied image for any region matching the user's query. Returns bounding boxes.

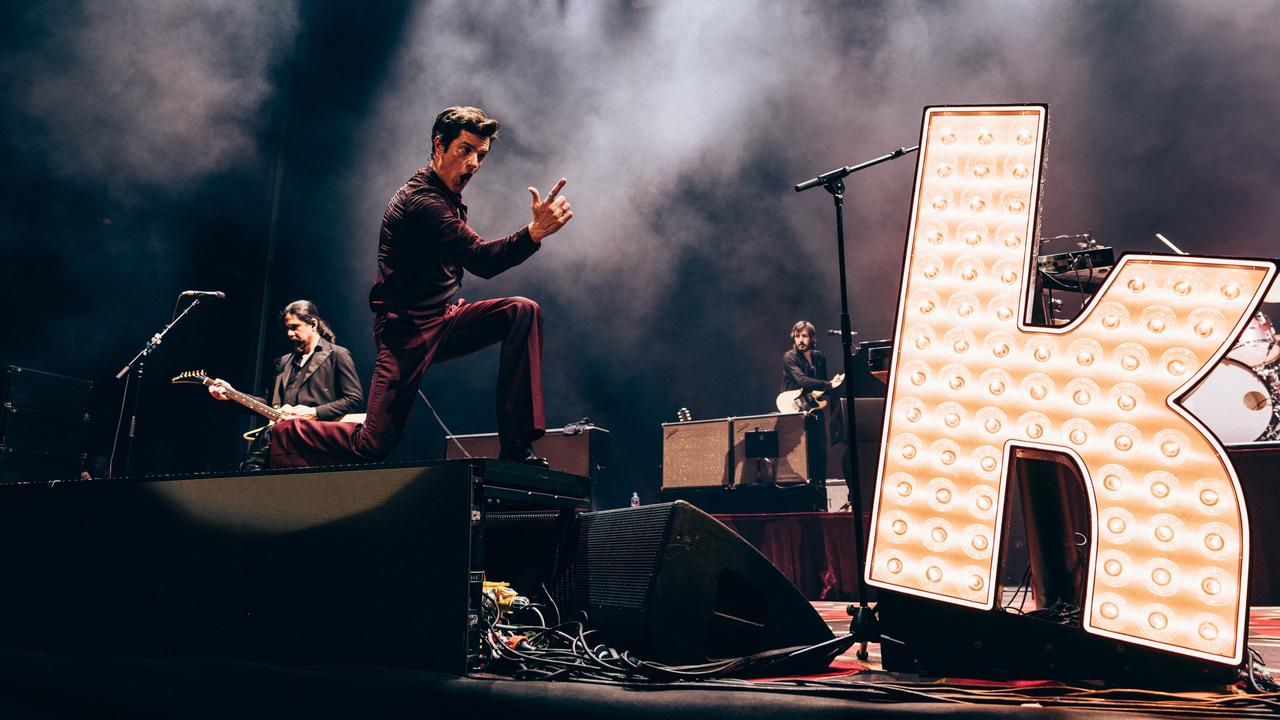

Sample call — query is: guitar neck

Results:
[206,379,282,421]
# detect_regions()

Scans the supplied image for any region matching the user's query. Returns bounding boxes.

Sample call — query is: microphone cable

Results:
[417,388,472,458]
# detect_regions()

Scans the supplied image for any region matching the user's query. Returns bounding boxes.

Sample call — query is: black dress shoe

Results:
[500,444,549,468]
[239,425,273,471]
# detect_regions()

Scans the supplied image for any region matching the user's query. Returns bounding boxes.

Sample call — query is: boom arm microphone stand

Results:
[111,296,208,477]
[794,144,918,658]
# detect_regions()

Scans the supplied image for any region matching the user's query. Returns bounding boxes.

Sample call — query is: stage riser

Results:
[0,462,828,673]
[0,461,587,673]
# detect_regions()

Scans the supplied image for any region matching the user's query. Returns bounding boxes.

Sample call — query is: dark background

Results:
[2,1,1277,507]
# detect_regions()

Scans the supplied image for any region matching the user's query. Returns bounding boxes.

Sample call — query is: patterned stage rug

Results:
[813,600,1280,669]
[798,599,1280,713]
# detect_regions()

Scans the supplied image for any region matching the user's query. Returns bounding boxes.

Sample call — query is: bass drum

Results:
[1182,359,1274,444]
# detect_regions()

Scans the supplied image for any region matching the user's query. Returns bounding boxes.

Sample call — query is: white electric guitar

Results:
[775,373,844,415]
[172,370,366,438]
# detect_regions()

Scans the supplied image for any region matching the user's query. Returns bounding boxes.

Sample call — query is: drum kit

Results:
[1183,284,1280,444]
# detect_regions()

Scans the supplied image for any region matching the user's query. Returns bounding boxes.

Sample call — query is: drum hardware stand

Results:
[1154,232,1187,255]
[1259,363,1280,441]
[111,295,209,478]
[795,144,918,658]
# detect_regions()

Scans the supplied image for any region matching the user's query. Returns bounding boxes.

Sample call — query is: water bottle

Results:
[630,492,640,508]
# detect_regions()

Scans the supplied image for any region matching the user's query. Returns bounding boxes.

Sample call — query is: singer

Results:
[269,105,572,469]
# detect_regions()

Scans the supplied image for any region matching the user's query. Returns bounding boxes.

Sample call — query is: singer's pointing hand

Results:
[528,178,571,242]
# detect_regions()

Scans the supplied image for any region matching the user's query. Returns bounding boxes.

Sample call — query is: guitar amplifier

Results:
[1,366,93,418]
[446,426,608,508]
[732,412,808,485]
[0,447,85,485]
[0,366,92,483]
[660,418,731,489]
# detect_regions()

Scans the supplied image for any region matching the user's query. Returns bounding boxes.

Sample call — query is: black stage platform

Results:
[0,460,1274,718]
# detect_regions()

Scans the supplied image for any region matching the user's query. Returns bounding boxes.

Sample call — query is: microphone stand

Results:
[112,297,205,477]
[794,144,918,658]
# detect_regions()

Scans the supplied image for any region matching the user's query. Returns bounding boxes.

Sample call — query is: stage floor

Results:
[801,598,1280,716]
[816,600,1280,670]
[0,601,1274,718]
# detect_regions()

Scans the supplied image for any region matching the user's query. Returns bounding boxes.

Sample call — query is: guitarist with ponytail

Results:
[206,300,364,469]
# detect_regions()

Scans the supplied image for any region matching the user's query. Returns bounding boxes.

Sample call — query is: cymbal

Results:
[1267,281,1280,303]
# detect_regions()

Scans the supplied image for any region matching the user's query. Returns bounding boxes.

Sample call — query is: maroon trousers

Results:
[269,296,544,468]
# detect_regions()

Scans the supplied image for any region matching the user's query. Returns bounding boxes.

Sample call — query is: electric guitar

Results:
[172,370,366,433]
[775,373,844,415]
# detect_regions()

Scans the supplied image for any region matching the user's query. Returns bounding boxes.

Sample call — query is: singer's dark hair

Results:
[431,106,500,161]
[281,300,335,343]
[790,320,817,345]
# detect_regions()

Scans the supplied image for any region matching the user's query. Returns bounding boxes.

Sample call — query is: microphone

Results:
[180,290,226,299]
[826,329,858,337]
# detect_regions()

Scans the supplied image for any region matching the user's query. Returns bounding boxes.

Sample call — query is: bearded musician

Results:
[780,320,843,484]
[207,300,364,469]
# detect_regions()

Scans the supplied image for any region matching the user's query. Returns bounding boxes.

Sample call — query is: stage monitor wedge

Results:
[552,501,835,666]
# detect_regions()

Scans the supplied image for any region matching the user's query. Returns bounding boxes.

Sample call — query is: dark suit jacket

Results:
[781,348,829,392]
[250,339,364,420]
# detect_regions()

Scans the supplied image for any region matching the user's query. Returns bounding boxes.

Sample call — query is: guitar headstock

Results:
[171,370,211,385]
[676,407,692,423]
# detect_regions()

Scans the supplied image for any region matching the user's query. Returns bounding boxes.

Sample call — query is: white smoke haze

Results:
[0,0,1276,483]
[327,0,1280,435]
[350,2,854,323]
[9,0,298,198]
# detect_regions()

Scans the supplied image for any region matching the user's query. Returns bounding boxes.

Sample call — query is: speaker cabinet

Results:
[732,412,808,485]
[553,501,834,665]
[1,366,92,483]
[1,365,93,417]
[660,418,731,489]
[0,446,85,484]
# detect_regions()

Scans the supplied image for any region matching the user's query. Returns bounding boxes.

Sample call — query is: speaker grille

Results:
[560,504,674,611]
[551,501,835,664]
[661,419,731,488]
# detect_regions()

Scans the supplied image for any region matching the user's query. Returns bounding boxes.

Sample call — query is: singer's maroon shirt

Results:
[368,168,540,312]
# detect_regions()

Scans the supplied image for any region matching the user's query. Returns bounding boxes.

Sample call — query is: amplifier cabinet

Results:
[660,418,731,489]
[1,405,89,455]
[1,366,92,417]
[0,446,84,484]
[0,366,93,483]
[447,426,607,508]
[731,412,808,486]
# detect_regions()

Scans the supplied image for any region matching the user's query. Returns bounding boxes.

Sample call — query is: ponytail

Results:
[281,299,337,343]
